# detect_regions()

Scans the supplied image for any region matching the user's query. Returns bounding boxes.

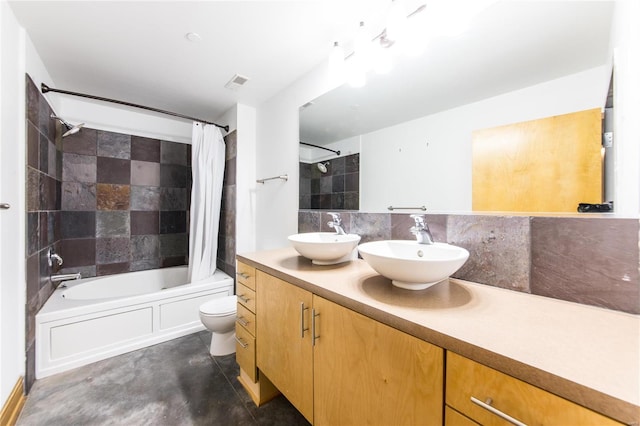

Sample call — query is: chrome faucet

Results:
[410,214,434,245]
[327,212,346,235]
[47,248,63,267]
[51,272,81,288]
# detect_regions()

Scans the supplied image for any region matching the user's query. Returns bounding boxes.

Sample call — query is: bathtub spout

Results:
[51,272,81,287]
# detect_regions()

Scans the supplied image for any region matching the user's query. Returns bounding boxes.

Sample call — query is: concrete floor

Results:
[17,331,309,425]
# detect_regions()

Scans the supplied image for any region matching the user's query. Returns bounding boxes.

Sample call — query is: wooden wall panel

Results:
[472,108,602,212]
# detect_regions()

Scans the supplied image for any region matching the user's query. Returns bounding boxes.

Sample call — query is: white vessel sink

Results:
[358,240,469,290]
[288,232,361,265]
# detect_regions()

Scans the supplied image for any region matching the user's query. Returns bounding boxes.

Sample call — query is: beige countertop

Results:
[238,247,640,425]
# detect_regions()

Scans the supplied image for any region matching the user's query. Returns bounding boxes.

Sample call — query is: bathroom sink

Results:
[358,240,469,290]
[288,232,361,265]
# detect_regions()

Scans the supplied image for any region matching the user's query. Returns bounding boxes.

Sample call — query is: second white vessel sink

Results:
[358,240,469,290]
[288,232,361,265]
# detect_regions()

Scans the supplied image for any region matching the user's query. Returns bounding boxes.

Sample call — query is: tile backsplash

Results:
[299,210,640,315]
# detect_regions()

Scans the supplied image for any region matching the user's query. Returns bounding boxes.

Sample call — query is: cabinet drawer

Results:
[236,323,257,382]
[445,407,480,426]
[236,261,256,290]
[236,303,256,336]
[446,352,622,426]
[237,283,256,312]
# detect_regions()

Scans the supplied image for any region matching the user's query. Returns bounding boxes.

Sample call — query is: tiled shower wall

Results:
[299,210,640,315]
[299,153,359,210]
[56,127,191,276]
[217,130,237,279]
[25,75,62,392]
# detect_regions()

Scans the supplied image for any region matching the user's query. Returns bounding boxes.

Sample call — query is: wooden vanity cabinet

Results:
[235,262,278,406]
[313,295,443,426]
[445,352,623,426]
[256,271,314,422]
[255,270,444,425]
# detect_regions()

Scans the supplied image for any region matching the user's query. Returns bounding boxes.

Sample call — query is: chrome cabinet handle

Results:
[311,309,319,346]
[0,203,10,210]
[236,272,250,280]
[471,397,527,426]
[300,302,309,338]
[236,316,249,327]
[237,294,250,304]
[235,336,248,349]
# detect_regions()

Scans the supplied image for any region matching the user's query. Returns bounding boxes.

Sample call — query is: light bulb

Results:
[328,41,346,86]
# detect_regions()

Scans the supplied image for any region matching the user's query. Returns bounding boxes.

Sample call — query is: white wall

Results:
[235,104,257,254]
[360,65,611,212]
[254,61,335,250]
[0,0,26,405]
[610,0,640,216]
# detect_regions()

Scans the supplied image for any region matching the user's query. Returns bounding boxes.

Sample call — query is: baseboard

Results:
[0,377,26,426]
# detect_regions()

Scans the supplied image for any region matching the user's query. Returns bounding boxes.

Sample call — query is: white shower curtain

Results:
[188,122,226,282]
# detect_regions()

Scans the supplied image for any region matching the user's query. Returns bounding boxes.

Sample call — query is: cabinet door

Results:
[313,295,444,426]
[256,271,313,422]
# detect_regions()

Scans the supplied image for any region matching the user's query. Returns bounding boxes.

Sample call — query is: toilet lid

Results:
[200,295,237,316]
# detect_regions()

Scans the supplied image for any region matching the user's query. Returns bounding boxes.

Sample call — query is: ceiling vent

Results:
[225,74,249,90]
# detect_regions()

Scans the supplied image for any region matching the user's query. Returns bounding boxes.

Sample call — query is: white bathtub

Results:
[36,266,234,379]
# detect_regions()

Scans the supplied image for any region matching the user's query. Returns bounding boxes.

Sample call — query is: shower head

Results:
[317,162,329,173]
[51,114,85,138]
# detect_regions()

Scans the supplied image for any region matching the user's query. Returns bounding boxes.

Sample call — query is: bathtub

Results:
[36,266,234,379]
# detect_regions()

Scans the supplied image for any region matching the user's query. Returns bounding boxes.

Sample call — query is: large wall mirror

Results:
[299,1,615,214]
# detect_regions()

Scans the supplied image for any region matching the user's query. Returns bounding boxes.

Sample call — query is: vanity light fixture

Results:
[330,4,428,88]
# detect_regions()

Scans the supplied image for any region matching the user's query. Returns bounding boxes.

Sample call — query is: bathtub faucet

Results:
[51,272,81,288]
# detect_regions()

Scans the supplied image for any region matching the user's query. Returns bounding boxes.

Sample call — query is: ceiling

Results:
[8,0,400,122]
[9,1,614,132]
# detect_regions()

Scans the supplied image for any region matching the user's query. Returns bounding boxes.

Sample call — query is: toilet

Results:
[199,295,237,356]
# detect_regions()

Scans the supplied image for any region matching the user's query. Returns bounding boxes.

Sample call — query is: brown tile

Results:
[60,238,96,267]
[161,256,187,268]
[96,184,130,210]
[531,217,639,314]
[224,158,236,186]
[131,136,160,162]
[27,167,40,212]
[131,211,159,235]
[26,74,40,125]
[27,122,39,168]
[97,262,130,276]
[131,160,160,186]
[448,215,531,292]
[97,157,131,184]
[224,130,237,161]
[62,127,97,155]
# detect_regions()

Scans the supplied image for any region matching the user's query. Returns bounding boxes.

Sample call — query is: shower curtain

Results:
[188,122,226,282]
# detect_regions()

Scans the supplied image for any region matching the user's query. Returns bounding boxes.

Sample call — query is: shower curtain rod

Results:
[300,141,340,156]
[41,83,229,132]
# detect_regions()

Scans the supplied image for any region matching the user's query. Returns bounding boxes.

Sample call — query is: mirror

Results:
[299,1,614,213]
